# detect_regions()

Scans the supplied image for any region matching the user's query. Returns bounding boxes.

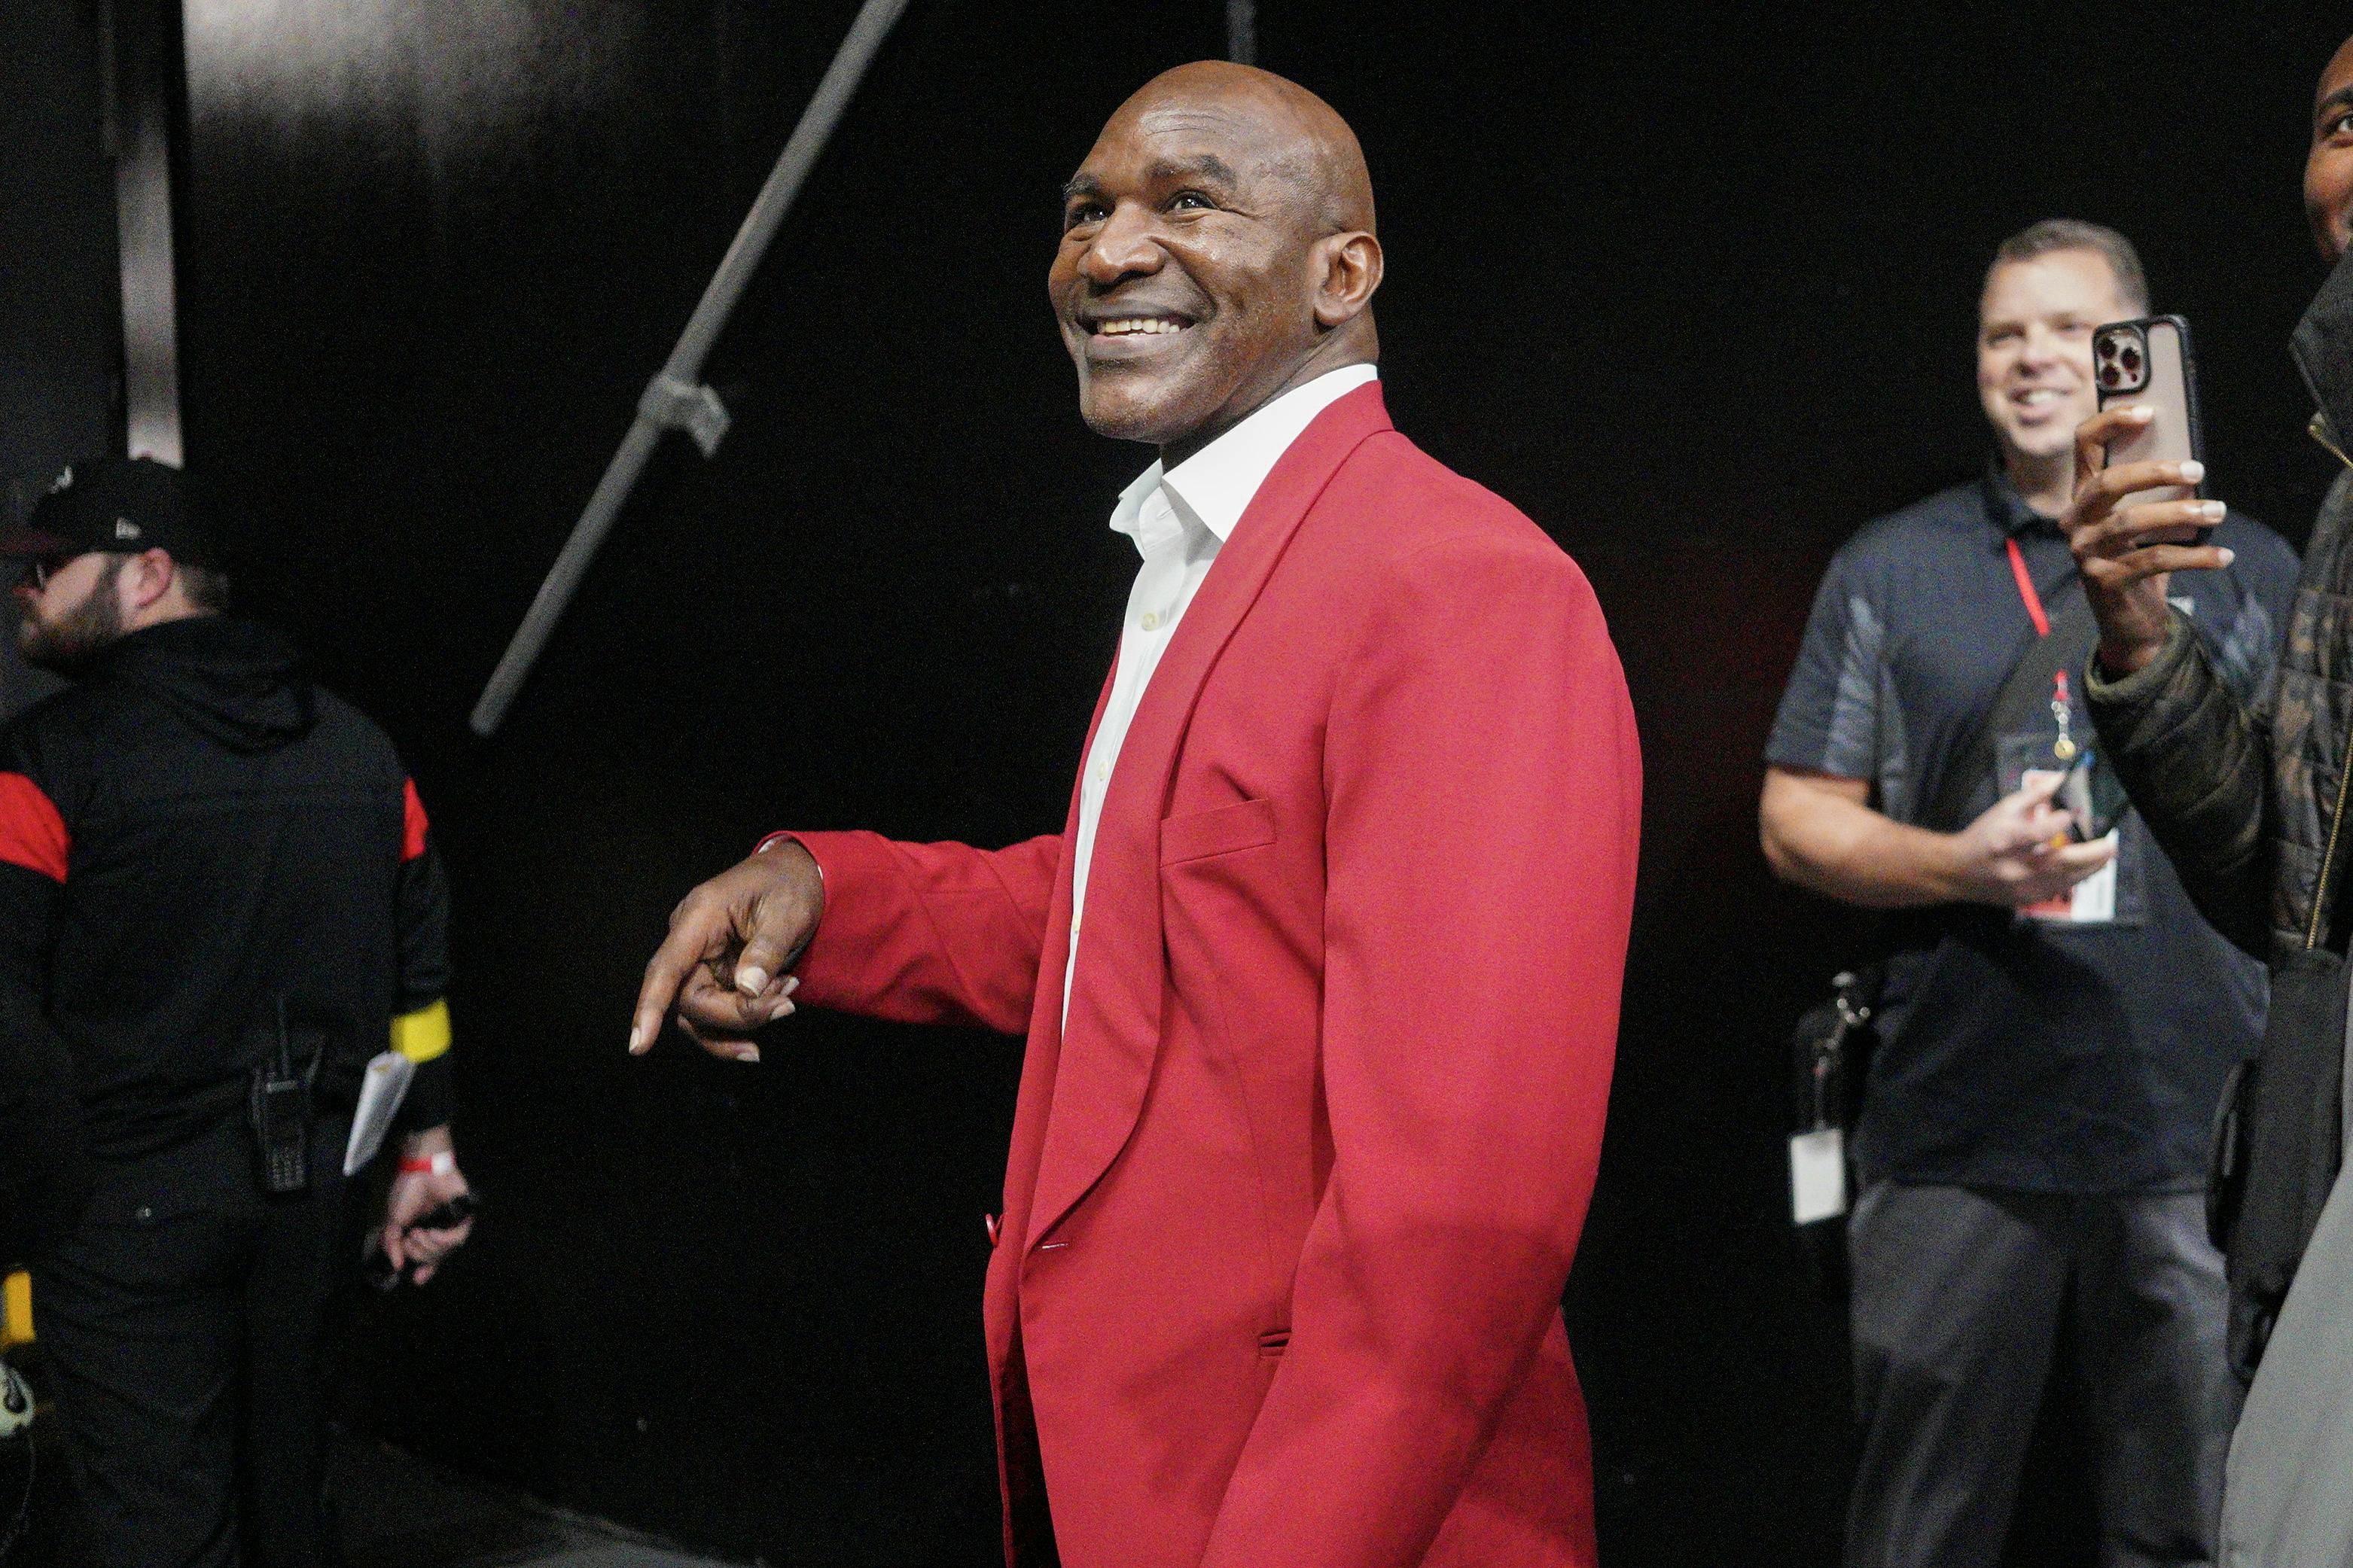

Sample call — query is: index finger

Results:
[630,922,710,1055]
[2073,457,2206,527]
[2074,404,2157,494]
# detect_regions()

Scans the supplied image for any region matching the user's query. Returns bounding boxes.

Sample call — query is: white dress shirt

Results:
[1063,363,1378,1022]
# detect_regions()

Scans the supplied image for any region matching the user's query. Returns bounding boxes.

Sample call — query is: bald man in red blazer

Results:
[633,64,1640,1568]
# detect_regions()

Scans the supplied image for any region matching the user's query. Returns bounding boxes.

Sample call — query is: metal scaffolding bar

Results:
[470,0,913,737]
[1227,0,1256,65]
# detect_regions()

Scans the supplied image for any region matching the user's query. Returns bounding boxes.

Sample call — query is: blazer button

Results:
[984,1213,1000,1248]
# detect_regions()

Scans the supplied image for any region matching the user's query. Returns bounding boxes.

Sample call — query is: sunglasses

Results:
[26,552,85,592]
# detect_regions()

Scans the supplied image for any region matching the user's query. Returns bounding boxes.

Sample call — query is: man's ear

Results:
[127,549,176,612]
[1312,230,1383,328]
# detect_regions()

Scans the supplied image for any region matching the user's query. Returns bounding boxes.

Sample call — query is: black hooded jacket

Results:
[2083,246,2353,1378]
[0,616,451,1254]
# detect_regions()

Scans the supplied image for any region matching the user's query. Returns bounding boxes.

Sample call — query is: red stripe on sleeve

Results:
[402,778,431,862]
[0,773,69,883]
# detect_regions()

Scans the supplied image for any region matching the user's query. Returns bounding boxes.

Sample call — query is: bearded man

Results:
[0,457,472,1567]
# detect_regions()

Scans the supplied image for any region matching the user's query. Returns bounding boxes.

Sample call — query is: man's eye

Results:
[1168,190,1215,212]
[1064,204,1106,230]
[2330,111,2353,142]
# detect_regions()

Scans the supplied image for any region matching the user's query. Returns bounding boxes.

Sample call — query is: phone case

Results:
[2093,315,2205,534]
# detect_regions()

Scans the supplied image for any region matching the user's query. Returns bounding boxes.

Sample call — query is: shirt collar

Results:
[1108,364,1379,556]
[1981,460,2059,539]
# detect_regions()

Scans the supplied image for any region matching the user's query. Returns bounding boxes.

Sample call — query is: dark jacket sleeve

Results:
[0,729,88,1265]
[392,779,455,1133]
[2083,612,2274,958]
[0,1014,86,1270]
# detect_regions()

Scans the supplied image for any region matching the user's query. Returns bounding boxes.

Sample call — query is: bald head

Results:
[1050,63,1384,461]
[1113,62,1376,237]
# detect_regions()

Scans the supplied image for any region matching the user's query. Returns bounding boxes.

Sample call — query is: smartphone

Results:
[2092,315,2205,543]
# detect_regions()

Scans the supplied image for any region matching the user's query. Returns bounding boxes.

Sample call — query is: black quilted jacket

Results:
[2086,252,2353,962]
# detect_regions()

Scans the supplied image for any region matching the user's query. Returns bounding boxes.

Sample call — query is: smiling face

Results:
[2308,36,2353,260]
[1977,248,2132,469]
[1050,64,1380,463]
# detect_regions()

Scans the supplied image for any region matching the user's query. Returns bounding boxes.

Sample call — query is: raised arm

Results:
[2064,406,2275,955]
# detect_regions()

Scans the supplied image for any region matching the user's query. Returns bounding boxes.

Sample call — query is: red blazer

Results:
[792,384,1640,1568]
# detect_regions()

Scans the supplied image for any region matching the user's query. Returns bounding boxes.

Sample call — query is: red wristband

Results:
[398,1150,455,1176]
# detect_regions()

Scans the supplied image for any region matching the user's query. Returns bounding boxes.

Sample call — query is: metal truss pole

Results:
[470,0,913,737]
[107,0,185,466]
[1227,1,1256,65]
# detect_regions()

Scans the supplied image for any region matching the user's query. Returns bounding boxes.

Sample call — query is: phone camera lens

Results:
[2098,364,2120,388]
[2120,344,2143,376]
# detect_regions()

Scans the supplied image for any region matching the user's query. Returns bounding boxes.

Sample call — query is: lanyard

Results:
[2004,536,2050,638]
[2005,535,2080,760]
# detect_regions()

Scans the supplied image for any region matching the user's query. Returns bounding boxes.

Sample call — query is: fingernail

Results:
[2201,501,2226,519]
[627,1026,644,1054]
[2180,460,2205,481]
[2219,548,2236,565]
[2128,403,2156,419]
[769,997,795,1020]
[782,976,800,994]
[734,1045,761,1064]
[736,966,769,997]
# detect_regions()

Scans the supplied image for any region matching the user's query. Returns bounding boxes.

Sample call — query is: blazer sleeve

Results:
[785,830,1063,1036]
[1200,530,1641,1568]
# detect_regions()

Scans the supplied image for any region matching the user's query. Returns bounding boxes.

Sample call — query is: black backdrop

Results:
[1,0,114,720]
[39,1,2353,1562]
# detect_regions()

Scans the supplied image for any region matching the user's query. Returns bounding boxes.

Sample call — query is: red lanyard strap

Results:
[2004,537,2050,638]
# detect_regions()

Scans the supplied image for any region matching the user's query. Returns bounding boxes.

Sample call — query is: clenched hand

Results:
[1949,770,2114,908]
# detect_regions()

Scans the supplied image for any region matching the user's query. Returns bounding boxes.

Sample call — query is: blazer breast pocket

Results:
[1160,797,1277,866]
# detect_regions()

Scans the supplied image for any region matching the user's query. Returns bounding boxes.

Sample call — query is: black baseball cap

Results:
[0,457,224,571]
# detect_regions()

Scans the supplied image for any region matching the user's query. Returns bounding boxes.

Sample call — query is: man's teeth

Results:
[2018,390,2059,406]
[1098,318,1184,336]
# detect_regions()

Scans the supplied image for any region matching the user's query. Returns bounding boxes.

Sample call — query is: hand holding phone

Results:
[2062,316,2233,681]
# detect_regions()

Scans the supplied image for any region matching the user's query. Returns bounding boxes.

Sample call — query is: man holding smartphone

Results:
[2071,33,2353,1562]
[1761,221,2297,1566]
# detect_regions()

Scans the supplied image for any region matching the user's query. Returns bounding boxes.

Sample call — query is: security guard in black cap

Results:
[0,457,471,1566]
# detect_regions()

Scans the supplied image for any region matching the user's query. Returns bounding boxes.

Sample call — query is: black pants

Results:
[31,1116,357,1568]
[1846,1180,2236,1568]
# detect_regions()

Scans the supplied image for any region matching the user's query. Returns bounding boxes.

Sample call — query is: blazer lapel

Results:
[997,648,1118,1217]
[1026,382,1394,1249]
